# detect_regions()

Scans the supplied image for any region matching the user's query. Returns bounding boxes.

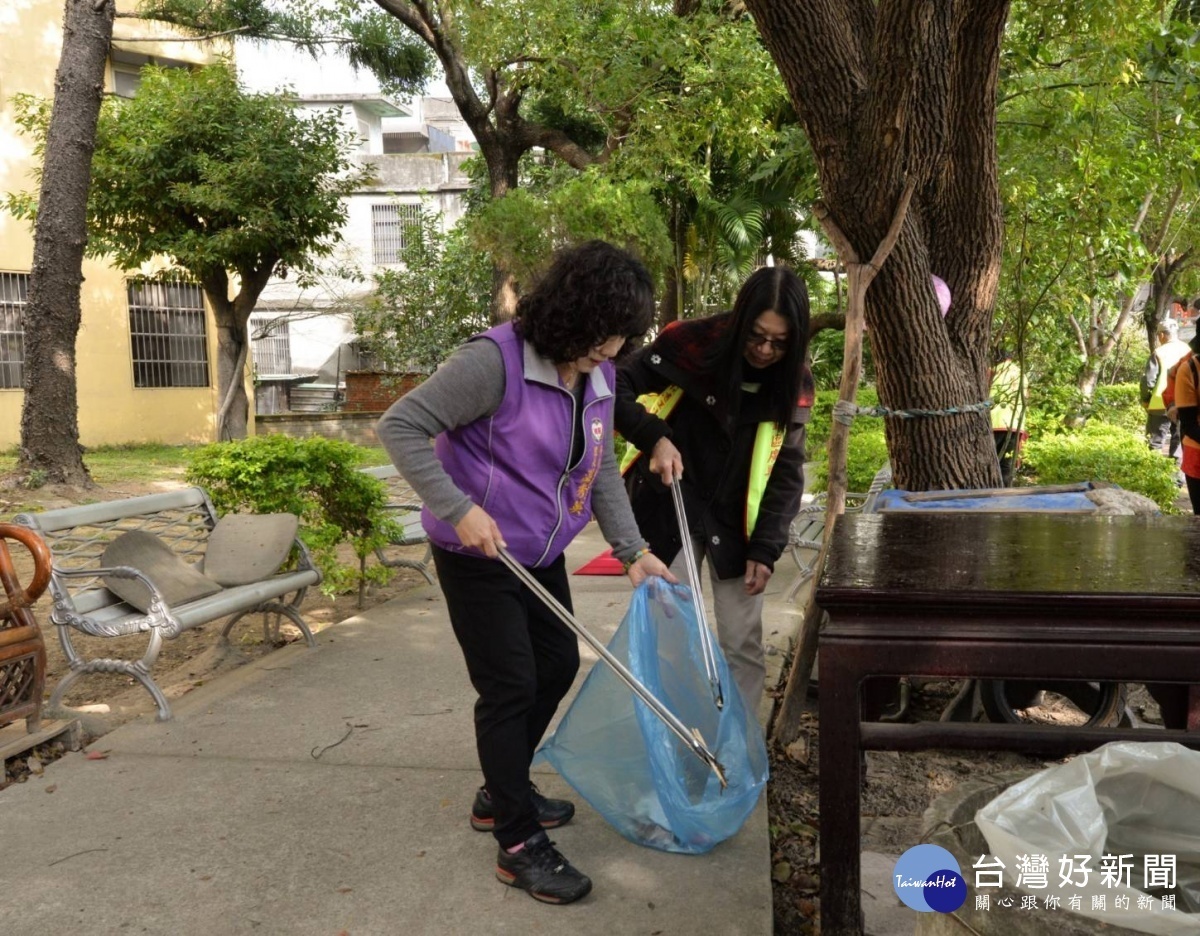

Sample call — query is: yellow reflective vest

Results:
[618,385,785,538]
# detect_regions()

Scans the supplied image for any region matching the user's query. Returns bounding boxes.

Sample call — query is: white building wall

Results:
[251,151,472,380]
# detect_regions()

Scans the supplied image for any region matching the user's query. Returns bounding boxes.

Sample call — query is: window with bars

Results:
[127,277,210,388]
[250,314,292,376]
[0,272,27,390]
[372,203,424,265]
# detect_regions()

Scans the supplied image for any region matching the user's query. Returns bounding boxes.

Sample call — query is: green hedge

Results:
[1026,382,1144,438]
[1020,421,1179,512]
[186,435,398,600]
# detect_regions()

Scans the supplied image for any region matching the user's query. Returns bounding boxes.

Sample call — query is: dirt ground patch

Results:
[766,675,1168,933]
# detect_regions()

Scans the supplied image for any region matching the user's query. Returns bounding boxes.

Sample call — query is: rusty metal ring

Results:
[0,523,52,619]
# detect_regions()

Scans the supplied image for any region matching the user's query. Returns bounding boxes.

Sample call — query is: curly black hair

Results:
[513,241,655,363]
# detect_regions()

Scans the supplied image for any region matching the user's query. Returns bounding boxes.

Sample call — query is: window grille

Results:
[0,272,27,390]
[372,203,424,265]
[127,277,210,388]
[250,315,292,376]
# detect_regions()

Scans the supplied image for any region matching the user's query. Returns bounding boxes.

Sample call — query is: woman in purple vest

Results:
[377,240,674,905]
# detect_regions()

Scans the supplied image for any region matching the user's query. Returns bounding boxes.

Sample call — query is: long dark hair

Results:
[704,266,810,429]
[513,240,655,362]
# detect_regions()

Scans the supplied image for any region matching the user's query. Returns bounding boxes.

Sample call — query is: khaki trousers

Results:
[669,539,765,712]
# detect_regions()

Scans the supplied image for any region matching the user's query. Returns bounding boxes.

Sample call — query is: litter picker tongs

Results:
[670,480,725,711]
[497,546,727,789]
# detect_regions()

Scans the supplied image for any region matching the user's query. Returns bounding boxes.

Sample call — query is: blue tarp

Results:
[871,482,1103,513]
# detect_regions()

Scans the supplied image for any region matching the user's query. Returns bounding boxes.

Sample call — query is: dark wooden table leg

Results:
[819,643,865,935]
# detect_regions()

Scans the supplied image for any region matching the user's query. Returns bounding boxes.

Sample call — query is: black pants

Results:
[993,430,1020,487]
[1147,412,1182,464]
[1187,474,1200,516]
[432,545,579,848]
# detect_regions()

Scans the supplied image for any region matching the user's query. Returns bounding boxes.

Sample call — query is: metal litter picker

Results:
[670,479,725,711]
[498,546,727,789]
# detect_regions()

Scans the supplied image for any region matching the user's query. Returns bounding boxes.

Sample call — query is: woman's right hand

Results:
[649,437,684,485]
[454,505,507,558]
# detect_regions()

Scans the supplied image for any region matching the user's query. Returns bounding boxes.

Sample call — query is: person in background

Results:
[1146,330,1200,729]
[377,240,675,905]
[614,266,812,713]
[989,352,1028,487]
[1187,297,1200,326]
[1173,328,1200,516]
[1141,320,1190,466]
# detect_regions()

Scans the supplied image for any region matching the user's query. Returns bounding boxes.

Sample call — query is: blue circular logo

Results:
[892,845,968,913]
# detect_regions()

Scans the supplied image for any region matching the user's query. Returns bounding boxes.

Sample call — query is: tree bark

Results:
[482,131,522,321]
[201,264,275,440]
[16,0,115,487]
[744,0,1010,490]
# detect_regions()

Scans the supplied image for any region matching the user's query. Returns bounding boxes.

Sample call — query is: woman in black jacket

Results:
[614,266,812,711]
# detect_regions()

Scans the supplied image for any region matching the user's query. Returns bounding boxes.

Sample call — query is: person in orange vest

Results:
[614,267,812,712]
[1142,319,1190,464]
[1145,330,1200,729]
[1173,330,1200,514]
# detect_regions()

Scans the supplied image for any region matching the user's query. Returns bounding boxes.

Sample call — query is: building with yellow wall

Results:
[0,0,241,448]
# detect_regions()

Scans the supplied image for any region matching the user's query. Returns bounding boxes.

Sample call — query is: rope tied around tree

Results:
[831,398,993,426]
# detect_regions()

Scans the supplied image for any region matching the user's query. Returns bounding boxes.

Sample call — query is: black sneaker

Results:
[470,783,575,832]
[495,831,593,904]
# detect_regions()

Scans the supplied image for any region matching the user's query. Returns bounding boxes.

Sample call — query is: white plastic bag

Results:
[976,741,1200,935]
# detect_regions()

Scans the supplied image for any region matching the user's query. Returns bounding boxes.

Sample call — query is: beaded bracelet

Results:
[622,547,652,573]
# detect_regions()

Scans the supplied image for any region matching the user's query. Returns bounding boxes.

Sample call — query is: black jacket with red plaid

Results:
[615,312,812,579]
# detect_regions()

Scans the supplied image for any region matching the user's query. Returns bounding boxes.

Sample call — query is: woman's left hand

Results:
[743,561,772,596]
[627,552,677,587]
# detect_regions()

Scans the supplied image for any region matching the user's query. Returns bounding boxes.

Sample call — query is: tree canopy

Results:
[995,1,1200,415]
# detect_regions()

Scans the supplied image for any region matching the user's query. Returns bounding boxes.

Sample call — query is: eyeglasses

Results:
[746,331,788,353]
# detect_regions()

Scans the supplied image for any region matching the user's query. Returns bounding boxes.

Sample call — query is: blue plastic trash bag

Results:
[534,578,769,854]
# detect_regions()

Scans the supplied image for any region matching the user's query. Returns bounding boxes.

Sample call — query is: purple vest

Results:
[422,322,616,567]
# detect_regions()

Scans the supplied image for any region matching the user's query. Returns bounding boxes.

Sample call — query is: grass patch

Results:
[0,441,393,487]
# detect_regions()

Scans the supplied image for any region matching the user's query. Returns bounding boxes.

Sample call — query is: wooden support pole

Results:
[770,180,915,746]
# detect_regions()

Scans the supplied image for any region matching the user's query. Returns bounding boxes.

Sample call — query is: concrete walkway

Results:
[0,524,784,936]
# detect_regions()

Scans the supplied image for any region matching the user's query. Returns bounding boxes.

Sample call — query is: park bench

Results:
[360,465,436,584]
[13,487,320,721]
[784,461,893,601]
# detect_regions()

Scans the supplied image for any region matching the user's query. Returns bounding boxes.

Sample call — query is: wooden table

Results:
[815,512,1200,935]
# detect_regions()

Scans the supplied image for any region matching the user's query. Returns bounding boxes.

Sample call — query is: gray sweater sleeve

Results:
[592,432,649,564]
[375,340,504,526]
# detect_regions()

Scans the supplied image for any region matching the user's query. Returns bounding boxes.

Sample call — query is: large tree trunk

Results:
[745,0,1010,490]
[481,128,523,322]
[17,0,115,487]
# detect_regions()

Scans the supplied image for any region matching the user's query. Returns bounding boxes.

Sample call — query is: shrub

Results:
[186,435,398,603]
[1091,383,1145,435]
[807,396,889,495]
[1020,421,1179,512]
[806,386,879,454]
[1026,382,1144,438]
